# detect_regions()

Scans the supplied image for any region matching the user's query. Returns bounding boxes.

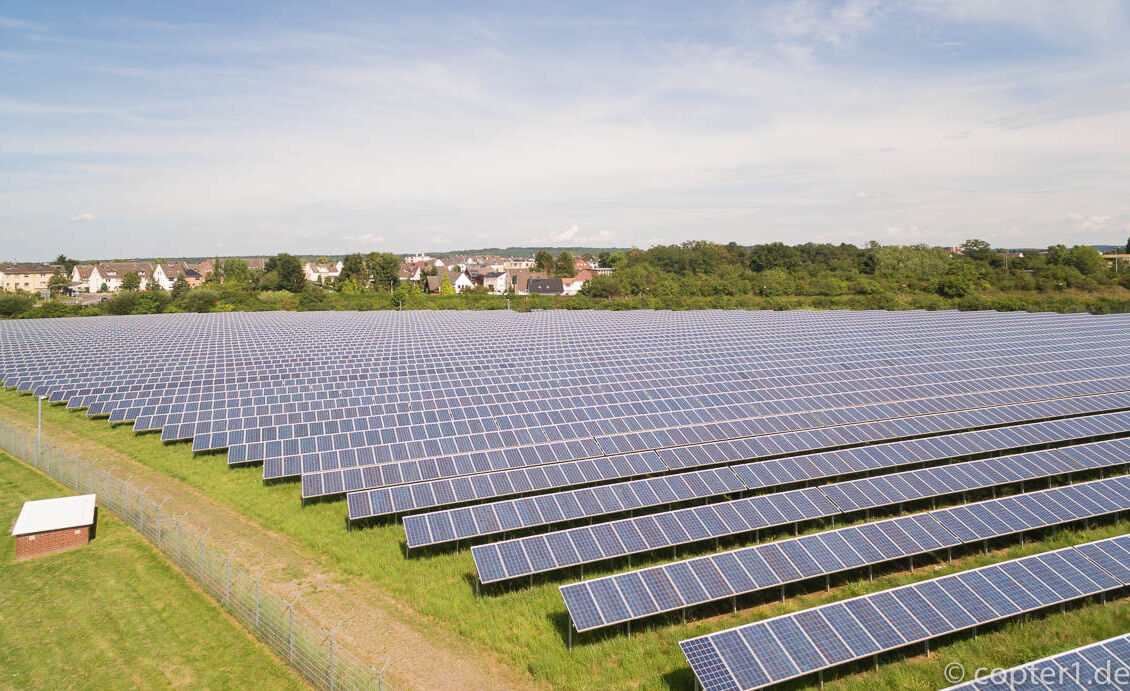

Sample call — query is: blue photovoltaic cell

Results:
[563,474,1130,632]
[681,536,1130,690]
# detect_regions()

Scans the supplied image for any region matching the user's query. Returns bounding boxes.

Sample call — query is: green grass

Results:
[2,389,1127,689]
[0,448,302,689]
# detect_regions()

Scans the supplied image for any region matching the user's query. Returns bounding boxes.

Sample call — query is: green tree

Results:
[961,239,992,262]
[534,250,554,273]
[0,293,33,316]
[1067,245,1105,275]
[555,250,576,277]
[47,271,69,295]
[223,258,251,287]
[120,272,141,291]
[170,276,190,301]
[439,273,456,295]
[54,254,79,274]
[580,275,623,298]
[366,252,402,291]
[339,253,366,291]
[747,242,801,272]
[263,253,306,292]
[147,274,165,292]
[183,289,220,312]
[1125,236,1129,255]
[99,282,109,293]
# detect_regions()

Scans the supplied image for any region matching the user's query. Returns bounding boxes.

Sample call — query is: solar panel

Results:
[680,533,1130,690]
[399,410,1130,546]
[560,474,1130,632]
[942,631,1130,690]
[475,438,1130,583]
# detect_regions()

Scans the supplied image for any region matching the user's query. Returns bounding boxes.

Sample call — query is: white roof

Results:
[11,494,96,536]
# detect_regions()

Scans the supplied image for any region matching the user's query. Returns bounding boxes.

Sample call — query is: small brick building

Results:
[11,494,96,560]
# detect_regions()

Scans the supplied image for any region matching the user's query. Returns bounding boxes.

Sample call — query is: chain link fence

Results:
[0,415,391,691]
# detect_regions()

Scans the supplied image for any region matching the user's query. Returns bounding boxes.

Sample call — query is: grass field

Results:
[1,388,1127,689]
[0,448,302,689]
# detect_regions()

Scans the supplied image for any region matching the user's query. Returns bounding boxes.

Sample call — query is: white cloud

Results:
[68,213,95,222]
[341,232,386,245]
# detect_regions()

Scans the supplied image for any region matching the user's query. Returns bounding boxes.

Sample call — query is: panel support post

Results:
[568,624,572,652]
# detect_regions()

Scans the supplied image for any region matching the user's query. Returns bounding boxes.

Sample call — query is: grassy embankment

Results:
[0,388,1126,689]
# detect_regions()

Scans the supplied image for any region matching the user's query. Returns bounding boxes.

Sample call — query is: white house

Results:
[482,271,511,294]
[70,262,155,292]
[304,261,343,284]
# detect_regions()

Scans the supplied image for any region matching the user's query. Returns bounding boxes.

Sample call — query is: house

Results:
[405,253,435,264]
[0,263,60,292]
[424,270,475,294]
[304,261,343,284]
[239,257,268,272]
[527,278,564,295]
[398,263,423,283]
[71,262,155,292]
[508,270,548,295]
[482,271,511,294]
[11,494,96,560]
[70,264,102,293]
[500,257,535,271]
[101,262,156,291]
[562,270,592,296]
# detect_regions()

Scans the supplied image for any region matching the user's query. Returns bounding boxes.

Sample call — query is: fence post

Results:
[177,512,188,564]
[224,547,238,607]
[199,528,211,581]
[379,656,390,691]
[287,592,301,663]
[254,570,265,633]
[329,622,342,691]
[155,498,169,549]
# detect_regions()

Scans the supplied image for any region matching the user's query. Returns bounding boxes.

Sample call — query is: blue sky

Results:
[2,1,1129,260]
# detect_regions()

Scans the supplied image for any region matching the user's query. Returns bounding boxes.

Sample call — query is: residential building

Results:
[482,271,511,294]
[424,270,474,294]
[508,270,548,295]
[0,263,60,292]
[71,262,155,292]
[527,277,564,295]
[304,261,343,284]
[398,262,423,283]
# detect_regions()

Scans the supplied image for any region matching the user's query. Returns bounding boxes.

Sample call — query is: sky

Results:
[2,1,1130,260]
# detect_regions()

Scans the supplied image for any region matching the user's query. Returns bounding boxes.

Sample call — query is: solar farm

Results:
[3,309,1130,689]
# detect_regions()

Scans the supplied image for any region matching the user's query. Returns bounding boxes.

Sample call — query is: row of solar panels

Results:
[680,532,1130,690]
[18,312,1069,395]
[344,392,1130,518]
[142,340,1130,441]
[8,310,1104,379]
[402,410,1130,547]
[211,350,1130,458]
[471,437,1130,583]
[19,316,1130,429]
[943,630,1130,690]
[311,377,1130,499]
[55,325,1130,453]
[562,474,1130,632]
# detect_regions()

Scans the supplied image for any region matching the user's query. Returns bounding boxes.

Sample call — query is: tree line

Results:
[2,241,1128,319]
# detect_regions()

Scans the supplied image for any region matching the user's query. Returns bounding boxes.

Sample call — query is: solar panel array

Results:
[944,630,1130,690]
[560,474,1130,632]
[406,410,1130,548]
[680,533,1130,690]
[474,437,1130,583]
[4,310,1130,689]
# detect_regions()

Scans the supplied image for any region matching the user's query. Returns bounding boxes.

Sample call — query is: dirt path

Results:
[0,403,539,691]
